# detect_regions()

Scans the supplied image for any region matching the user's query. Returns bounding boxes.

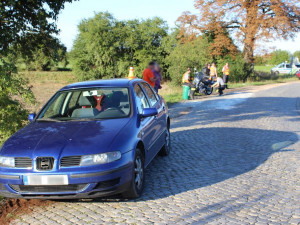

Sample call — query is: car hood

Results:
[1,118,130,158]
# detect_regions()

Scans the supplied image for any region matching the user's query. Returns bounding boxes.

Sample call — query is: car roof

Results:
[59,78,144,91]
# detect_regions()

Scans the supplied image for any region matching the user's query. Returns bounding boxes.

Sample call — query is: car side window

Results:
[140,82,158,107]
[134,84,150,114]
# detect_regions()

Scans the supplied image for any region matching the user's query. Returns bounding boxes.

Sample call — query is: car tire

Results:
[159,128,171,156]
[122,148,145,199]
[275,71,279,76]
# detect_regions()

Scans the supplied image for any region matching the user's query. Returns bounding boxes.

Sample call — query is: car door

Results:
[277,63,285,74]
[283,63,290,74]
[140,82,166,158]
[133,83,157,166]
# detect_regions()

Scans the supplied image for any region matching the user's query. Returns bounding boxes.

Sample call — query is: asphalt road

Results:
[12,82,300,225]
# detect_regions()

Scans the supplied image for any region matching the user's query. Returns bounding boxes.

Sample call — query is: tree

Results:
[0,0,74,54]
[269,50,290,65]
[14,33,67,71]
[177,0,300,70]
[166,37,210,85]
[294,51,300,62]
[71,12,169,81]
[0,0,74,144]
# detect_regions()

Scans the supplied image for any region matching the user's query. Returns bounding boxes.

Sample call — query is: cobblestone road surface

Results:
[12,82,300,224]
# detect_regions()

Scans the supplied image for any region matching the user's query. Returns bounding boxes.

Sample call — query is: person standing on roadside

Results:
[202,63,210,78]
[153,63,162,93]
[182,68,192,87]
[222,62,230,89]
[143,61,156,88]
[210,62,217,81]
[182,68,194,99]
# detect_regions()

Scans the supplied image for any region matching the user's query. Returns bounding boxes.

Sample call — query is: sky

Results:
[56,0,300,54]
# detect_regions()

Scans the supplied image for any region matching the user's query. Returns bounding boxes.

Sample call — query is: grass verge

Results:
[229,76,298,89]
[254,65,273,73]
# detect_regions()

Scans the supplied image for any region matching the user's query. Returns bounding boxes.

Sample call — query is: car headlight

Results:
[0,156,15,168]
[80,151,121,166]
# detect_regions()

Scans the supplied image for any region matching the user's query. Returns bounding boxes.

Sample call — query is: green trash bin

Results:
[182,85,190,100]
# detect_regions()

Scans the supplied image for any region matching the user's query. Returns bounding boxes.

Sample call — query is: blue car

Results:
[0,78,170,199]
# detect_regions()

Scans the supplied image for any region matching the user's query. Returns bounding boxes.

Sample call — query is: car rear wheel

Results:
[159,128,171,156]
[122,148,144,199]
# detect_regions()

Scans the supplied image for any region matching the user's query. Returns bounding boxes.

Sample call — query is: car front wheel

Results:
[122,148,144,199]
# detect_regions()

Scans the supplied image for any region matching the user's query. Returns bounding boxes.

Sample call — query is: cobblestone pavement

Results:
[12,83,300,224]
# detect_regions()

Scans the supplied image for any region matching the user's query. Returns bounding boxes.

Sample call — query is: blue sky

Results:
[56,0,300,54]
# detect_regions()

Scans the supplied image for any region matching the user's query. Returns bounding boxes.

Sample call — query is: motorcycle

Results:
[191,69,214,97]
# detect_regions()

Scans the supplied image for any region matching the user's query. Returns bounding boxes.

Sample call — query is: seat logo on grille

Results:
[36,157,54,170]
[40,158,50,169]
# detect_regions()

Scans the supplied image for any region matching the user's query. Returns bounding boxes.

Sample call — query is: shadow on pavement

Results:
[88,127,297,203]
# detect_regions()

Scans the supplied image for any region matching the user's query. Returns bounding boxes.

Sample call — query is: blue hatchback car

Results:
[0,78,170,199]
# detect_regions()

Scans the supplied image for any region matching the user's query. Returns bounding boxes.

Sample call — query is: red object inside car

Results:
[94,95,105,111]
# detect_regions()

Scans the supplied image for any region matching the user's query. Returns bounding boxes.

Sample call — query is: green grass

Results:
[229,76,298,89]
[158,82,183,105]
[254,65,273,73]
[162,93,183,105]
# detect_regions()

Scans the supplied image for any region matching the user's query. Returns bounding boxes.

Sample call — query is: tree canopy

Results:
[0,0,73,54]
[70,12,169,81]
[177,0,300,66]
[0,0,74,144]
[11,33,68,71]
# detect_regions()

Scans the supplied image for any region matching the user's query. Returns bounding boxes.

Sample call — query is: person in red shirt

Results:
[143,62,156,88]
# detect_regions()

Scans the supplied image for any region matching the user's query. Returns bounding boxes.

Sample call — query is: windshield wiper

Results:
[36,118,62,122]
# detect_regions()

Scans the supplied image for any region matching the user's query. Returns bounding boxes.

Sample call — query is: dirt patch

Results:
[0,199,51,224]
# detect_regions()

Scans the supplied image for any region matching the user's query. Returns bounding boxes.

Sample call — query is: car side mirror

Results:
[140,108,158,118]
[28,113,36,122]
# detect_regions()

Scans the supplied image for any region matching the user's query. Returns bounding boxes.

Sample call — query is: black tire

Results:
[159,127,171,156]
[205,87,213,95]
[275,71,279,76]
[122,148,145,199]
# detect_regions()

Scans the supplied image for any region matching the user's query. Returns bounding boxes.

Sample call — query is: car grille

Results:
[0,183,5,190]
[60,156,81,167]
[9,184,87,193]
[36,157,54,171]
[15,157,32,168]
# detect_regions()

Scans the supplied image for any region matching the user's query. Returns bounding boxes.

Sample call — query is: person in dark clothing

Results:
[202,63,210,77]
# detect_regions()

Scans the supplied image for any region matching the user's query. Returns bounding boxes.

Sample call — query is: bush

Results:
[166,37,210,86]
[216,54,249,82]
[269,50,290,65]
[0,59,35,144]
[294,51,300,63]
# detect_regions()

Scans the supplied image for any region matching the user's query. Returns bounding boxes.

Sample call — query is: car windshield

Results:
[37,87,130,121]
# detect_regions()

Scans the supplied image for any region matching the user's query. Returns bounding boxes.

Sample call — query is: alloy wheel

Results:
[134,157,144,190]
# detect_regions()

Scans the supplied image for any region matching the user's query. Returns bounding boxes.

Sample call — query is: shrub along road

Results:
[6,82,300,224]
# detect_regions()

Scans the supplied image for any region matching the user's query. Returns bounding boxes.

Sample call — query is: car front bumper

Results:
[0,151,134,199]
